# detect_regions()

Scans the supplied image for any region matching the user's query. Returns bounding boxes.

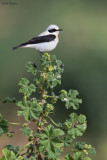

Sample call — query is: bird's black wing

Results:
[24,34,56,44]
[12,34,56,50]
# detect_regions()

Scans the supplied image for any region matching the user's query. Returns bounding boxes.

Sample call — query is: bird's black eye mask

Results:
[48,29,57,33]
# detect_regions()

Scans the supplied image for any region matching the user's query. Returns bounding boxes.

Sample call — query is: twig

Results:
[9,119,35,134]
[9,122,21,126]
[47,116,58,127]
[27,137,39,159]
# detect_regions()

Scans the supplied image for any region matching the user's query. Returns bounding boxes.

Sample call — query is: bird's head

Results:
[46,24,62,35]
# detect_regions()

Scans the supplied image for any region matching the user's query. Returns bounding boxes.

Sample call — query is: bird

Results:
[12,24,62,55]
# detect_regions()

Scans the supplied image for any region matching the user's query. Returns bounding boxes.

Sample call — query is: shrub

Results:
[0,53,96,160]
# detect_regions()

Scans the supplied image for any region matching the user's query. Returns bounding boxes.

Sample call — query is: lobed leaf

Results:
[64,154,74,160]
[19,78,36,98]
[17,99,43,121]
[88,147,96,156]
[73,141,96,158]
[62,135,72,147]
[0,115,8,135]
[4,145,19,155]
[64,113,87,139]
[39,125,64,158]
[74,142,85,150]
[60,89,82,110]
[3,97,17,103]
[26,61,37,75]
[73,152,82,159]
[21,126,33,137]
[0,148,17,160]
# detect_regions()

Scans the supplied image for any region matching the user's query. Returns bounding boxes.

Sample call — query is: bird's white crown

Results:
[46,24,59,31]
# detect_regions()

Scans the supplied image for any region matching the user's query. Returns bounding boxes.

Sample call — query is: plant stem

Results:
[47,95,59,98]
[9,119,35,134]
[47,116,58,127]
[9,122,21,126]
[16,141,33,157]
[27,137,39,159]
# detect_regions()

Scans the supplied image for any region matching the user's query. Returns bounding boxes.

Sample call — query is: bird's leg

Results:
[39,51,44,57]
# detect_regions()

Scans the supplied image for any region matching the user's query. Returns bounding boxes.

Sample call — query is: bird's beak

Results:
[58,29,63,31]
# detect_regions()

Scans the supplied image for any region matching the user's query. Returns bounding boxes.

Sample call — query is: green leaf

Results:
[40,53,64,89]
[88,147,96,156]
[18,156,26,160]
[73,152,82,160]
[62,135,72,147]
[45,72,61,88]
[0,114,2,119]
[64,113,87,139]
[0,148,17,160]
[41,53,51,65]
[64,154,74,160]
[83,158,91,160]
[60,89,82,110]
[4,145,19,155]
[3,97,17,103]
[0,115,8,135]
[55,59,64,73]
[30,157,37,160]
[39,125,64,158]
[65,153,92,160]
[74,142,85,150]
[26,61,37,75]
[73,142,96,158]
[17,99,43,121]
[21,126,33,137]
[19,78,36,98]
[19,78,29,86]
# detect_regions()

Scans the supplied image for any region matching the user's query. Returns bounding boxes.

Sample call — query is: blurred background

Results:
[0,0,107,159]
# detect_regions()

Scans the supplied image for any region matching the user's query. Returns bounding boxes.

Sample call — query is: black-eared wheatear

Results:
[12,24,62,54]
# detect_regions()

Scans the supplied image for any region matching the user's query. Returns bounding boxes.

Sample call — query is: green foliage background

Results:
[0,0,107,159]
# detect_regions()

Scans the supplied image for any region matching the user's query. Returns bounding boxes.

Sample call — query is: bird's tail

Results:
[12,45,23,50]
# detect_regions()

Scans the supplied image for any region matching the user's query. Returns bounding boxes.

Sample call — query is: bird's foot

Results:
[39,52,44,57]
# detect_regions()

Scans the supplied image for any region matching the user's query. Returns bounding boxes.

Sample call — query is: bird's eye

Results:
[48,29,57,33]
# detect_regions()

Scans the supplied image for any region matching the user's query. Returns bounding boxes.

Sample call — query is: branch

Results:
[9,119,35,134]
